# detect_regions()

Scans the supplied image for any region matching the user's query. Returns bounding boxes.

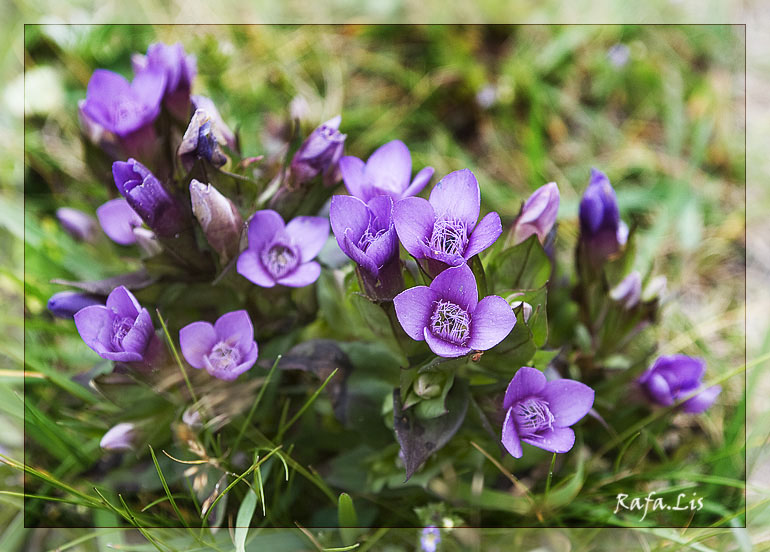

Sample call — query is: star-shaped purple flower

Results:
[74,286,155,363]
[339,139,434,203]
[394,263,516,358]
[393,169,502,275]
[501,367,594,458]
[638,355,721,414]
[179,310,258,381]
[237,210,329,288]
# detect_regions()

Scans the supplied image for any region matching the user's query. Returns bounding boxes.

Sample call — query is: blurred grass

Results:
[2,12,761,552]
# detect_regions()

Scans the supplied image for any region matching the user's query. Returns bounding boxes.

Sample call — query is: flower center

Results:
[430,300,471,345]
[111,316,135,350]
[358,226,387,253]
[429,217,468,258]
[208,341,242,372]
[262,244,298,279]
[515,397,555,435]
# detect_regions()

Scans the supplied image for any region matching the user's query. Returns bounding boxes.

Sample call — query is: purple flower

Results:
[420,527,441,552]
[56,207,97,242]
[579,168,628,265]
[190,180,243,263]
[638,355,721,414]
[178,109,228,171]
[80,68,165,138]
[96,198,144,245]
[179,310,258,381]
[100,422,137,451]
[510,182,560,246]
[330,194,403,299]
[191,95,236,150]
[501,367,594,458]
[609,271,642,309]
[290,116,346,187]
[393,169,502,275]
[74,286,155,363]
[112,159,186,238]
[47,291,102,319]
[339,139,434,203]
[133,42,196,119]
[393,263,516,358]
[236,210,329,288]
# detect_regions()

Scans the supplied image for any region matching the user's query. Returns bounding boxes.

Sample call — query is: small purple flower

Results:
[179,310,258,381]
[47,291,102,319]
[96,198,144,245]
[393,169,502,275]
[579,168,628,265]
[74,286,155,363]
[290,116,346,187]
[112,159,186,238]
[420,527,441,552]
[100,422,137,451]
[339,139,434,203]
[237,210,329,288]
[80,68,165,138]
[330,194,402,299]
[394,263,516,358]
[510,182,560,246]
[190,180,243,264]
[610,271,642,309]
[638,355,721,414]
[501,367,594,458]
[56,207,97,242]
[133,42,196,119]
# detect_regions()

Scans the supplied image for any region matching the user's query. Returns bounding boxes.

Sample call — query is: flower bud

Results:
[290,115,346,187]
[100,422,137,451]
[579,168,627,265]
[190,180,243,264]
[56,207,97,242]
[510,300,533,323]
[510,182,559,246]
[47,291,102,318]
[413,373,444,399]
[191,95,236,149]
[609,271,642,310]
[178,109,228,172]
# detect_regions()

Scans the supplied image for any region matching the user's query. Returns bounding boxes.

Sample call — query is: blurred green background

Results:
[2,7,766,552]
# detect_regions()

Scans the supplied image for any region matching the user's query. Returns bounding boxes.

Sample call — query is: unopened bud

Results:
[610,271,642,310]
[413,373,444,399]
[190,179,243,264]
[510,182,560,246]
[100,422,137,451]
[178,109,228,172]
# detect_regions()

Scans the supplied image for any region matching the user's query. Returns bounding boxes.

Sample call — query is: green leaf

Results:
[337,492,359,546]
[234,488,258,552]
[488,235,551,292]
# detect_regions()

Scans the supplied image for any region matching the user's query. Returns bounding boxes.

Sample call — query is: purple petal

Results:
[236,249,276,287]
[105,286,142,318]
[503,367,547,410]
[467,295,516,351]
[340,156,371,201]
[367,195,394,229]
[213,310,254,350]
[655,355,706,392]
[428,169,480,228]
[521,426,576,454]
[285,216,329,263]
[119,308,154,356]
[393,285,439,341]
[423,327,471,358]
[330,195,370,252]
[393,197,435,259]
[74,305,116,356]
[343,231,379,276]
[464,211,502,259]
[429,263,478,313]
[276,261,321,287]
[100,423,136,451]
[642,372,674,406]
[247,210,285,253]
[100,350,144,362]
[365,226,398,269]
[501,407,523,458]
[227,341,259,381]
[179,321,217,369]
[97,198,143,245]
[541,379,595,427]
[364,140,411,198]
[681,385,721,414]
[112,161,140,195]
[403,166,434,199]
[130,68,166,110]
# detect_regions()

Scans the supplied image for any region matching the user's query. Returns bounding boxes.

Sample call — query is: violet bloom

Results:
[237,210,329,288]
[96,198,144,245]
[56,207,97,242]
[100,422,137,451]
[74,286,155,363]
[47,291,102,319]
[80,68,165,138]
[420,527,441,552]
[610,271,642,310]
[339,139,434,203]
[394,263,516,358]
[638,355,721,414]
[290,116,346,187]
[509,182,560,246]
[579,168,628,265]
[393,169,502,276]
[179,310,258,381]
[112,159,186,238]
[502,367,594,458]
[133,42,196,119]
[330,194,402,300]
